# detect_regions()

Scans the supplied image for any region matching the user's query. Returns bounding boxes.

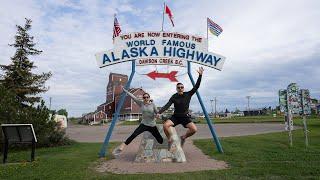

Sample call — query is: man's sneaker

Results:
[180,136,186,147]
[167,138,173,151]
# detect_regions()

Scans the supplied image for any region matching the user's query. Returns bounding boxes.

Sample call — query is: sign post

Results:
[300,89,311,147]
[1,124,37,163]
[287,83,300,147]
[279,84,311,147]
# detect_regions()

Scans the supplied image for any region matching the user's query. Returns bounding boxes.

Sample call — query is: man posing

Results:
[158,67,204,149]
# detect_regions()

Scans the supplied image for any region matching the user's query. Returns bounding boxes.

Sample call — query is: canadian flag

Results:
[165,4,174,27]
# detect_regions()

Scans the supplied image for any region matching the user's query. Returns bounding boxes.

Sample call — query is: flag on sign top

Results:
[165,4,174,27]
[113,15,121,40]
[207,18,223,36]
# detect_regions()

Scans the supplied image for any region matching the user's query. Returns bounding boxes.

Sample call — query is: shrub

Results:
[0,85,73,150]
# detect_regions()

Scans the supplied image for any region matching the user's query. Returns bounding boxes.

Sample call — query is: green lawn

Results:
[1,118,319,179]
[193,118,320,179]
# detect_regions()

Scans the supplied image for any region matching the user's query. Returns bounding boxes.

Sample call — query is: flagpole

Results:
[113,14,116,43]
[161,2,165,31]
[206,17,209,51]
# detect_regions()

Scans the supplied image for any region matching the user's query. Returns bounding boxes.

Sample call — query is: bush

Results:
[0,85,73,150]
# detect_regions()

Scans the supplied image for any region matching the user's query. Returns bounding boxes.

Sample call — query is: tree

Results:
[57,109,68,118]
[0,84,71,147]
[0,18,51,105]
[0,19,71,148]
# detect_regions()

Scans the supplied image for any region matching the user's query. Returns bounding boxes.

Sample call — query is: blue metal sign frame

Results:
[99,60,223,157]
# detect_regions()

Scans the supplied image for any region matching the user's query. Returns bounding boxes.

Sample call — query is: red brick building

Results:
[85,73,146,124]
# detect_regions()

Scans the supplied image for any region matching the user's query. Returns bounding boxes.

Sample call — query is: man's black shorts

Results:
[169,114,192,128]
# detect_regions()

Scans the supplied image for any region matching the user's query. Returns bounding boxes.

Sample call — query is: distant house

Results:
[82,73,146,123]
[232,111,244,117]
[82,112,94,124]
[243,109,267,116]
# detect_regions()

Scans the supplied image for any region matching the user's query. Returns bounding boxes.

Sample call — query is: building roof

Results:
[97,101,113,107]
[114,88,145,99]
[110,72,128,78]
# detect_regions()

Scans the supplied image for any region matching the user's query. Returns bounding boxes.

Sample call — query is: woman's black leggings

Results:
[124,124,163,145]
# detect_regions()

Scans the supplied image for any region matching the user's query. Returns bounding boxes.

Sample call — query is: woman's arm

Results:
[153,103,158,114]
[122,88,143,106]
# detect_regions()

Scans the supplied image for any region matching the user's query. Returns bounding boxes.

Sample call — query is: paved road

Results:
[67,122,287,142]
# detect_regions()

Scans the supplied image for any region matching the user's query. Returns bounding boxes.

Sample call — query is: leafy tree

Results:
[0,18,51,105]
[0,19,72,148]
[57,109,68,118]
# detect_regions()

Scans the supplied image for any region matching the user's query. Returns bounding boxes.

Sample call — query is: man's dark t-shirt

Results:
[158,75,202,117]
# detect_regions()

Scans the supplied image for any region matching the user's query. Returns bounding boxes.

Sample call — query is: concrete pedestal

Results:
[134,125,186,163]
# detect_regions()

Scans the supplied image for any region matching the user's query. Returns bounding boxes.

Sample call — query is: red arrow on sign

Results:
[146,71,178,82]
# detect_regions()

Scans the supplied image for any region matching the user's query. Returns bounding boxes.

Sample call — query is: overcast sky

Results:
[0,0,319,117]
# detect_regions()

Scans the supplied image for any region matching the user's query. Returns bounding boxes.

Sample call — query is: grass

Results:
[193,117,320,179]
[1,117,319,179]
[197,115,284,124]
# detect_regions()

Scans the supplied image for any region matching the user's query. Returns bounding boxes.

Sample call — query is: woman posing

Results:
[113,88,163,155]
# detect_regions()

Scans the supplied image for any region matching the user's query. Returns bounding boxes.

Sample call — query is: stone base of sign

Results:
[134,125,186,163]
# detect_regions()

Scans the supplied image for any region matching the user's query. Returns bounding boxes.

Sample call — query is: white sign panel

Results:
[95,31,226,70]
[113,32,208,51]
[136,57,186,67]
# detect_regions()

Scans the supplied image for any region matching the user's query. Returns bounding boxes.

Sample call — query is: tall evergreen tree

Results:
[0,18,51,105]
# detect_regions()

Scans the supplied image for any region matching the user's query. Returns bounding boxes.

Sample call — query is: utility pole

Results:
[210,99,214,116]
[210,97,217,117]
[246,96,251,111]
[214,97,217,118]
[49,97,52,111]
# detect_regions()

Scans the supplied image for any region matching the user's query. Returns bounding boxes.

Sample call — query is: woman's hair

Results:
[143,92,153,102]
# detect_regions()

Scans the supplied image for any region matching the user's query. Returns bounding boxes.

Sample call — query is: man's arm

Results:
[189,67,204,95]
[189,74,202,95]
[158,96,173,114]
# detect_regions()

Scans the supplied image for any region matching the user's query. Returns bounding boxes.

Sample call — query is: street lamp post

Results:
[210,99,214,117]
[210,97,217,117]
[246,96,251,111]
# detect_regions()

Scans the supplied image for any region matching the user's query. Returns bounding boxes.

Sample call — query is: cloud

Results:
[0,0,319,116]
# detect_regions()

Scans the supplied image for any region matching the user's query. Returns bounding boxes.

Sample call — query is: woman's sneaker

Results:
[112,147,123,158]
